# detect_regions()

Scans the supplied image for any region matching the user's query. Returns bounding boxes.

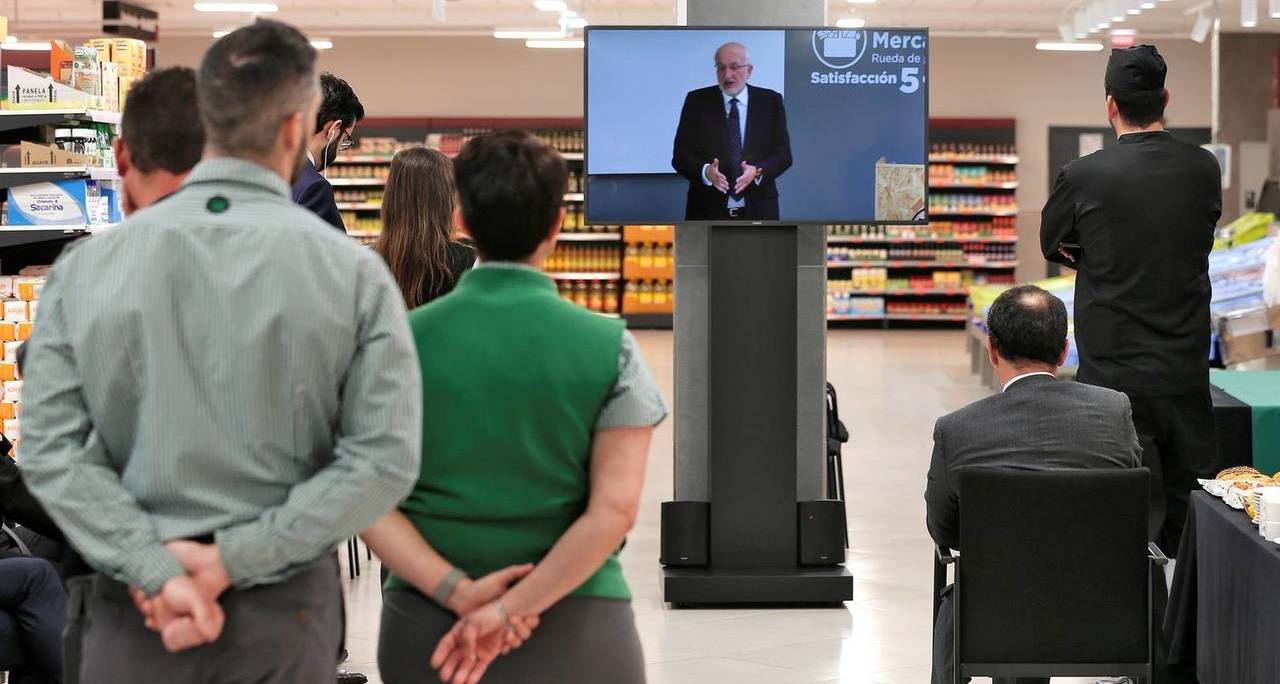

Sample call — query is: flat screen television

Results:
[584,26,929,225]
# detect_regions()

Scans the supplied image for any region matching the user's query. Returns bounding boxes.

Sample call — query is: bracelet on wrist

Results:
[432,567,467,607]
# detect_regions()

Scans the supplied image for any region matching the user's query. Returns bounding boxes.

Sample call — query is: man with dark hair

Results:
[292,72,364,231]
[20,19,420,682]
[116,67,205,214]
[926,285,1142,684]
[1040,45,1221,561]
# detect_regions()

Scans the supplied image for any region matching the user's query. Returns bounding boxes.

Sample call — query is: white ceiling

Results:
[2,0,1275,39]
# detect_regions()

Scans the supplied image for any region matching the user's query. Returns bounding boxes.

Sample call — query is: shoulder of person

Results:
[689,84,721,101]
[1060,380,1130,409]
[748,84,784,101]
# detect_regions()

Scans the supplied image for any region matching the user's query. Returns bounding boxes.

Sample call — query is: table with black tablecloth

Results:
[1165,491,1280,684]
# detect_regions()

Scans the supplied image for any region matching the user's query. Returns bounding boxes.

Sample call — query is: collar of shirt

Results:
[306,150,316,166]
[473,260,544,275]
[721,85,749,113]
[182,157,292,198]
[1001,371,1056,393]
[1116,130,1171,144]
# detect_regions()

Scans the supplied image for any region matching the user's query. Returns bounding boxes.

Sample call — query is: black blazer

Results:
[291,158,348,233]
[671,84,793,220]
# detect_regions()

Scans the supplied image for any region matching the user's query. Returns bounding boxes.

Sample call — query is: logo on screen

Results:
[812,30,868,69]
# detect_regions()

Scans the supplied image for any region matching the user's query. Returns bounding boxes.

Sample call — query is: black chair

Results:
[933,467,1167,683]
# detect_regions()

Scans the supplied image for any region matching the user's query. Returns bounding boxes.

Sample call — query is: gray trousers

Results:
[79,557,342,684]
[378,588,645,684]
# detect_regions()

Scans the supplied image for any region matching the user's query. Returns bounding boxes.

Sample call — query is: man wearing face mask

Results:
[292,72,365,232]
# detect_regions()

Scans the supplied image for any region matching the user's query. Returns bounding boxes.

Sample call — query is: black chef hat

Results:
[1105,45,1167,94]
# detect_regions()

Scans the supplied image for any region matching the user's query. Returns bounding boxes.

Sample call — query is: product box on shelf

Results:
[50,40,75,84]
[4,66,101,110]
[19,141,91,168]
[7,179,92,225]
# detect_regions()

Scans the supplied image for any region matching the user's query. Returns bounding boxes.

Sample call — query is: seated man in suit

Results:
[671,41,792,221]
[926,284,1142,684]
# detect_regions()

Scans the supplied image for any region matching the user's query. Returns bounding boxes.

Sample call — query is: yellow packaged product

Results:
[3,300,27,322]
[17,322,33,341]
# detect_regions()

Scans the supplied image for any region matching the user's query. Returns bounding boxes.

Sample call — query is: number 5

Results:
[900,67,920,94]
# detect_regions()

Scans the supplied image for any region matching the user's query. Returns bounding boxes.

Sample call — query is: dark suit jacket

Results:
[925,375,1142,550]
[671,84,792,221]
[291,158,347,232]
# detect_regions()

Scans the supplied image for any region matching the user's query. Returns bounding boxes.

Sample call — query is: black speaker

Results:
[660,501,709,567]
[798,500,847,566]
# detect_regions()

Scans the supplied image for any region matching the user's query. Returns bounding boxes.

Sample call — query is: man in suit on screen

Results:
[672,42,792,220]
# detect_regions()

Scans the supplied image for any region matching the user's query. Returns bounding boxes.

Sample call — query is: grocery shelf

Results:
[562,152,584,161]
[826,236,1018,244]
[332,155,395,164]
[827,313,887,321]
[547,272,621,281]
[0,225,92,249]
[623,312,673,329]
[564,193,585,203]
[335,203,382,211]
[927,210,1019,218]
[328,178,386,187]
[0,108,122,132]
[827,260,1019,269]
[347,230,381,238]
[929,155,1019,165]
[842,289,969,296]
[0,166,118,190]
[886,313,968,322]
[928,182,1018,190]
[559,232,622,242]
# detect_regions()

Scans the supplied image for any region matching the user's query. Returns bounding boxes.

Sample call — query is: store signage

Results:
[102,2,159,42]
[808,30,927,94]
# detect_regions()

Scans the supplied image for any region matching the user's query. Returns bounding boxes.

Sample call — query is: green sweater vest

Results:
[388,265,630,600]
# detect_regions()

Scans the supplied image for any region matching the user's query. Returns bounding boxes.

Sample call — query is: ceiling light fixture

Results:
[0,41,51,50]
[1111,28,1137,35]
[1243,0,1259,27]
[1141,1,1156,8]
[836,17,867,28]
[1271,0,1280,18]
[526,39,584,48]
[533,0,567,11]
[1190,9,1212,42]
[565,16,589,29]
[193,2,278,12]
[1036,40,1105,52]
[494,28,567,39]
[310,39,334,50]
[212,30,231,38]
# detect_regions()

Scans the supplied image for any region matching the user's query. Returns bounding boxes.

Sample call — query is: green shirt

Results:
[392,263,666,600]
[20,157,422,594]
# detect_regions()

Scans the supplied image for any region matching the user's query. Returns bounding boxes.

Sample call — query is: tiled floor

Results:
[340,329,1082,683]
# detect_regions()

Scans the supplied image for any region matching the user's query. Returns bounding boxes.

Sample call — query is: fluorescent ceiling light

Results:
[1141,1,1156,8]
[836,17,867,28]
[1036,40,1104,52]
[1271,0,1280,18]
[1190,10,1211,42]
[848,0,877,3]
[526,39,583,49]
[1,41,51,50]
[310,39,334,49]
[565,16,589,29]
[1243,0,1259,27]
[1127,8,1141,15]
[533,0,567,11]
[1112,28,1137,35]
[212,29,232,37]
[193,2,278,11]
[494,28,566,39]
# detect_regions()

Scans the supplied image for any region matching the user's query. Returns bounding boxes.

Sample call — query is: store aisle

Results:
[341,329,993,683]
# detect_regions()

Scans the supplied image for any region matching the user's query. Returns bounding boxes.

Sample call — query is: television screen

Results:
[585,27,929,225]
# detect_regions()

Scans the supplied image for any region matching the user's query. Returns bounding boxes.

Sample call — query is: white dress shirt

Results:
[701,86,755,210]
[1001,371,1057,393]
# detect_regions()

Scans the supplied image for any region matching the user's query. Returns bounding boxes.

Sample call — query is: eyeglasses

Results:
[715,63,751,74]
[337,129,356,151]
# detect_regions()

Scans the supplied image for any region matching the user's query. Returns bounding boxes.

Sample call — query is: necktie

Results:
[727,97,743,200]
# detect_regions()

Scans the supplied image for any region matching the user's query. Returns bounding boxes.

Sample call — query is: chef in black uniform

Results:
[1041,45,1221,560]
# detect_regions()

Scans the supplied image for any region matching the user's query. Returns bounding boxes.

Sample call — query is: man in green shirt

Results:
[20,20,421,683]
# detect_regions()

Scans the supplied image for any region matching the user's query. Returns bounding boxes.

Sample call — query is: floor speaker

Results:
[798,500,846,566]
[661,501,709,567]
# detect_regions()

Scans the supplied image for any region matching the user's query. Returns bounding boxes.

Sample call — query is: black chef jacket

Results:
[1041,130,1221,396]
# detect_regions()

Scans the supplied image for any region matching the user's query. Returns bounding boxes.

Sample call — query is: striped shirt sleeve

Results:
[596,330,668,430]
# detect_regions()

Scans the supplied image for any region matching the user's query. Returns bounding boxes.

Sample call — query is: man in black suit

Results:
[292,72,364,232]
[671,42,792,220]
[926,285,1142,684]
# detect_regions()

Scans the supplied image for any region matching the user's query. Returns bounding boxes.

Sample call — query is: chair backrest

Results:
[957,467,1150,666]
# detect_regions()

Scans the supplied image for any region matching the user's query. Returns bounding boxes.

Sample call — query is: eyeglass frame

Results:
[714,62,753,74]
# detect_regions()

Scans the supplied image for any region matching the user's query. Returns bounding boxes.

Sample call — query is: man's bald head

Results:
[714,42,753,96]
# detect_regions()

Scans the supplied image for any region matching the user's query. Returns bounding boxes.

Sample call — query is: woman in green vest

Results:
[363,130,667,684]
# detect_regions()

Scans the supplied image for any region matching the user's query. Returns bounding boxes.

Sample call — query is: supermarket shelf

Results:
[347,230,381,238]
[0,166,117,189]
[0,225,93,249]
[332,155,395,164]
[596,312,622,319]
[547,272,622,281]
[328,178,386,187]
[335,203,382,211]
[929,155,1020,165]
[841,289,969,296]
[827,313,887,321]
[562,152,584,161]
[929,182,1018,190]
[0,108,121,132]
[886,313,968,322]
[564,193,585,203]
[928,210,1020,218]
[623,312,673,329]
[827,260,1019,269]
[559,232,622,242]
[826,236,1018,244]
